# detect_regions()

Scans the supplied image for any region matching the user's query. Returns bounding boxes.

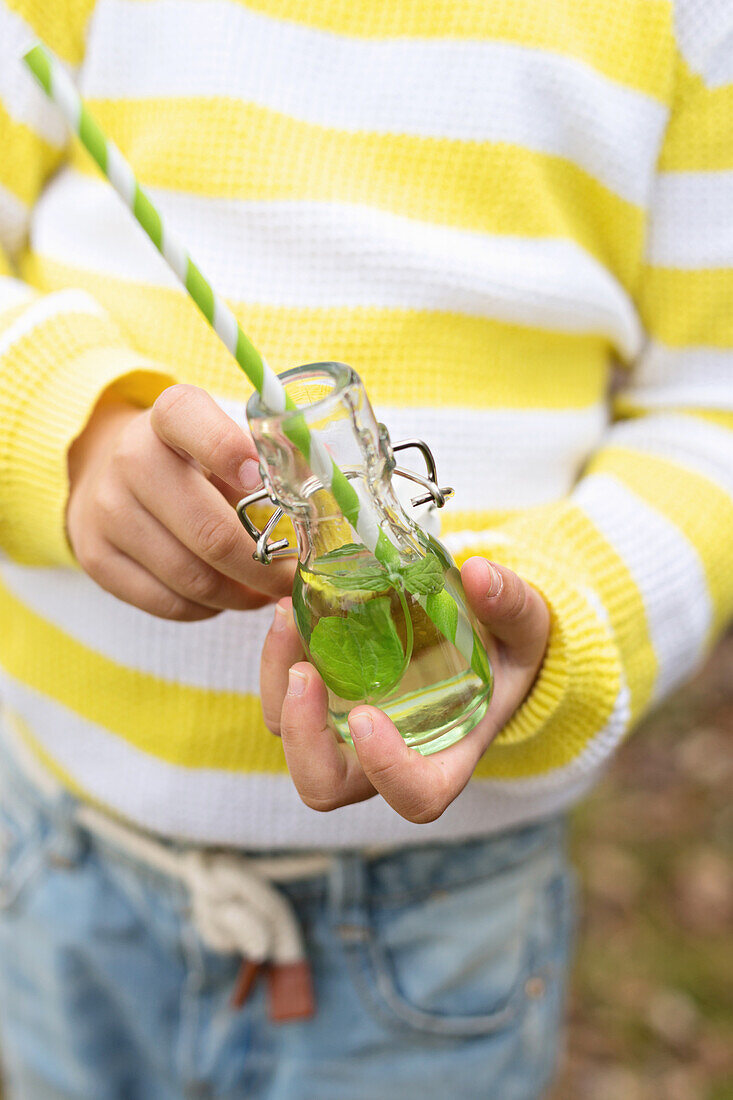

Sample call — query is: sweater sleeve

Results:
[0,0,175,567]
[449,8,733,786]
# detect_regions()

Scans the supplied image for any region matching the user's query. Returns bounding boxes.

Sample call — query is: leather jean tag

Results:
[267,960,315,1023]
[231,959,262,1009]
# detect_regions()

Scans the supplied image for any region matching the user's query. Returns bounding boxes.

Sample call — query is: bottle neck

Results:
[292,471,424,568]
[246,361,426,566]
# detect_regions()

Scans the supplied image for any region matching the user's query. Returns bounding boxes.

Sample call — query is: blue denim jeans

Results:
[0,741,574,1100]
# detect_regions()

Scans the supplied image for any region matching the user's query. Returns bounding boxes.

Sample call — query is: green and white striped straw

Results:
[23,42,489,683]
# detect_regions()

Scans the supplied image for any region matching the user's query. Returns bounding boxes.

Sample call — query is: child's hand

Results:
[259,558,550,822]
[67,383,294,620]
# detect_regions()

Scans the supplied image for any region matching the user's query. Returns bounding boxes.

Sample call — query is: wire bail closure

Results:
[391,438,454,509]
[236,489,291,565]
[236,437,453,565]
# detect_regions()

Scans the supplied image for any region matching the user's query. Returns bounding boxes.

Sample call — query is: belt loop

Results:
[329,850,369,939]
[45,791,86,869]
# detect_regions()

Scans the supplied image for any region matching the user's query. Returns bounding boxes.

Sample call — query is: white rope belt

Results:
[76,803,329,968]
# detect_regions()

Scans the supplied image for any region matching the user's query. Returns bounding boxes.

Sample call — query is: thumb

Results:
[460,557,550,661]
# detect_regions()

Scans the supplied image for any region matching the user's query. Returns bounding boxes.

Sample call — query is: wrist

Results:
[66,390,145,543]
[67,372,177,488]
[69,393,140,482]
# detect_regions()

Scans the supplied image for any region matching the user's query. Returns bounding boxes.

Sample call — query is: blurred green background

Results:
[550,632,733,1100]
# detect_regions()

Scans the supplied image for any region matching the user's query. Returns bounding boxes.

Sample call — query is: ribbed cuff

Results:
[1,313,175,566]
[451,538,623,766]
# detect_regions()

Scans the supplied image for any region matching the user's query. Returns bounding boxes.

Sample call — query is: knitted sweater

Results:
[1,0,732,847]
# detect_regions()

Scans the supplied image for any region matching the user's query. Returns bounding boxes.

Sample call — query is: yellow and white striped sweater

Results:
[1,0,732,846]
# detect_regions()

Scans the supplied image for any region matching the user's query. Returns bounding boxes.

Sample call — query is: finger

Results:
[259,599,306,733]
[461,557,550,661]
[129,437,294,599]
[208,473,248,507]
[107,493,270,611]
[84,541,221,622]
[151,384,262,495]
[348,706,495,824]
[280,664,375,811]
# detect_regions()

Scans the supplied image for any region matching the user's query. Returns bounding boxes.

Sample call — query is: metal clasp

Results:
[391,438,454,509]
[235,489,292,565]
[236,437,453,565]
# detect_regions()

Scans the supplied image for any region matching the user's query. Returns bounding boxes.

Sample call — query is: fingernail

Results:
[272,603,289,632]
[486,562,504,599]
[239,458,262,492]
[288,668,307,696]
[348,710,373,741]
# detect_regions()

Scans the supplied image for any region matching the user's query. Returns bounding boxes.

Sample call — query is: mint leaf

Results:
[292,587,312,642]
[319,542,364,561]
[400,554,445,596]
[326,566,390,592]
[308,597,405,701]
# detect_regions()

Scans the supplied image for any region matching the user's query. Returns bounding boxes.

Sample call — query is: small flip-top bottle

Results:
[239,362,492,755]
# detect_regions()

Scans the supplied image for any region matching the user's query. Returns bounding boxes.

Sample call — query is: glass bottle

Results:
[240,362,492,755]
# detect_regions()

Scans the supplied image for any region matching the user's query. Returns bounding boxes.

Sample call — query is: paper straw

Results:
[23,42,488,681]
